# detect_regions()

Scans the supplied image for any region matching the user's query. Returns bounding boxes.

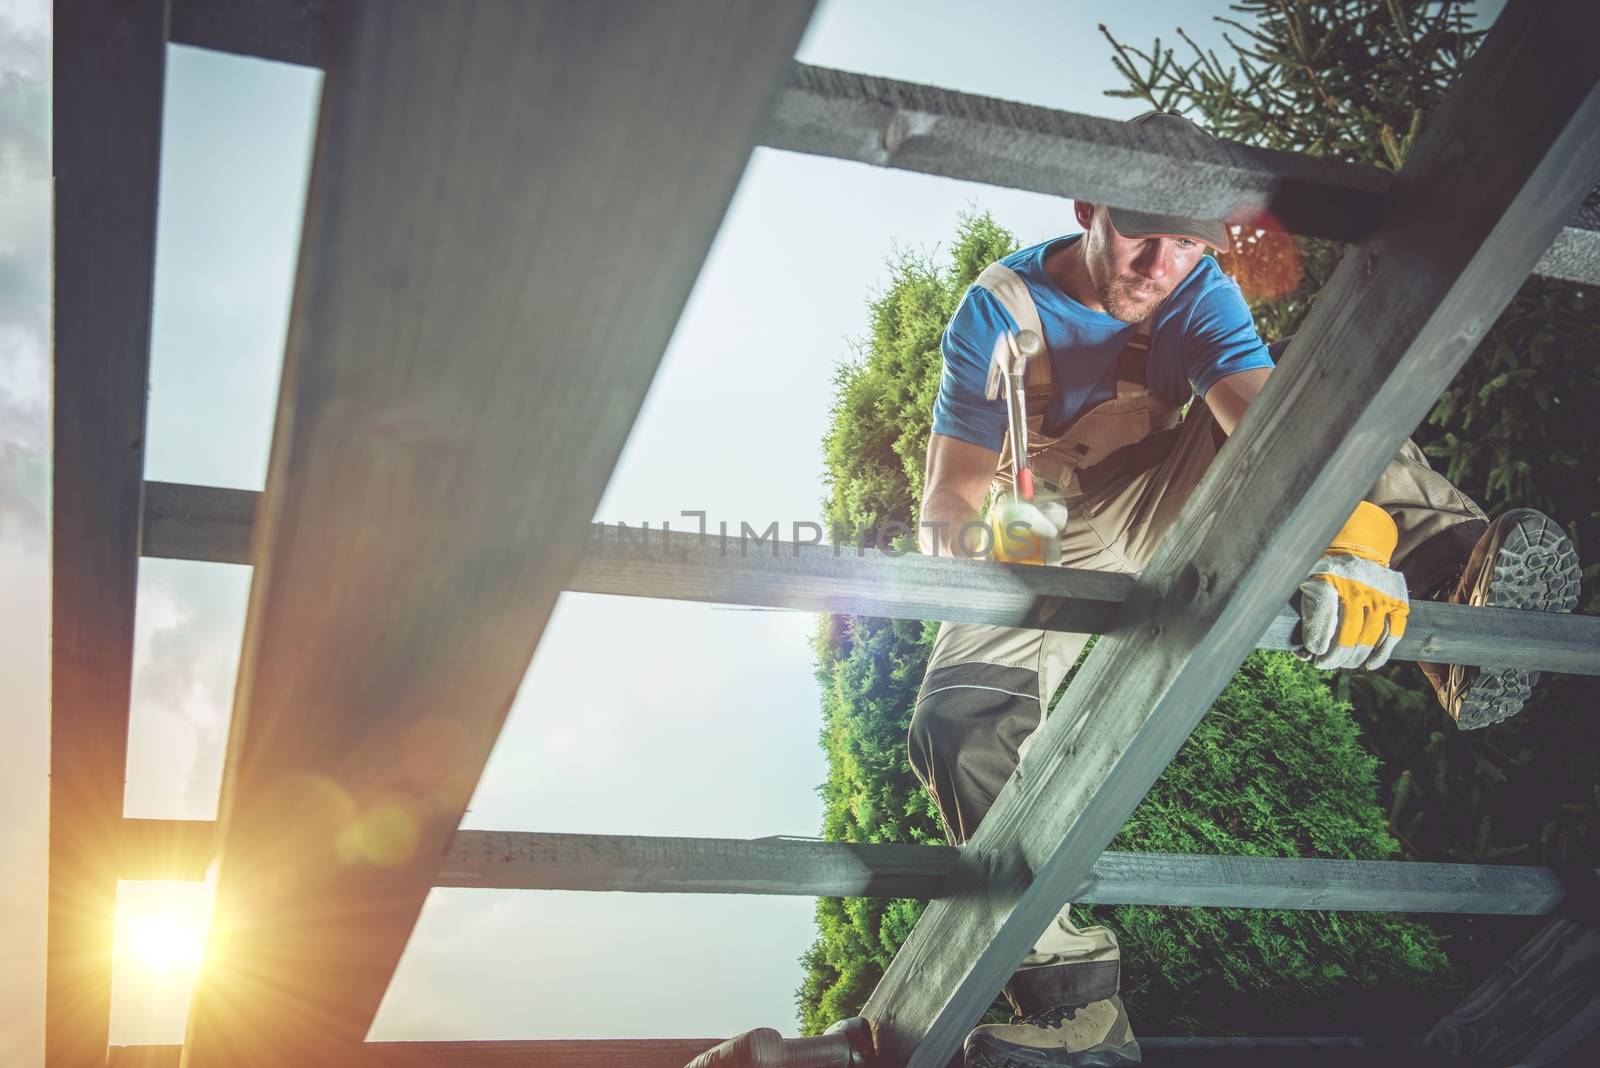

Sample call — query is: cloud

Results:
[126,564,252,819]
[0,0,48,555]
[0,0,48,88]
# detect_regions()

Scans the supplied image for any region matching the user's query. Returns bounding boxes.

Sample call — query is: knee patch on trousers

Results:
[909,662,1043,843]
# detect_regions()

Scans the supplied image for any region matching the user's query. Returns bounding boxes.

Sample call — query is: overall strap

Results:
[1113,316,1154,397]
[974,263,1052,393]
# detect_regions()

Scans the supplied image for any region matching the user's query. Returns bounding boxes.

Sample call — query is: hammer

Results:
[984,328,1046,502]
[681,1017,873,1067]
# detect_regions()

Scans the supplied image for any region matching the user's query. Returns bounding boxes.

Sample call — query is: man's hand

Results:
[1295,501,1409,670]
[990,497,1067,566]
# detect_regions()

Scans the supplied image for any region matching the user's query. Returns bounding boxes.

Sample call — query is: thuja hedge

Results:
[1104,0,1599,873]
[796,215,1450,1036]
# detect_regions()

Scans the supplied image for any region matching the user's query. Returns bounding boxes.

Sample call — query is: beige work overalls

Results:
[909,261,1488,1015]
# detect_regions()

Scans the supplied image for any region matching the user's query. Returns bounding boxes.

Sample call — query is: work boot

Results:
[1418,509,1581,730]
[964,995,1141,1067]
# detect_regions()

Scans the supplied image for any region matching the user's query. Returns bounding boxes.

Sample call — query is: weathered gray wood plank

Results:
[159,476,1600,676]
[438,832,957,899]
[769,63,1390,242]
[169,0,325,66]
[436,837,1596,917]
[122,819,1591,916]
[108,1036,1476,1068]
[48,3,168,1066]
[177,4,815,1064]
[141,480,1600,676]
[861,2,1600,1064]
[165,1,1600,285]
[142,480,256,565]
[116,1040,722,1068]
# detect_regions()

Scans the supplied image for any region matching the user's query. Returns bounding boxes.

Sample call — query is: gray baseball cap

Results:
[1104,111,1231,253]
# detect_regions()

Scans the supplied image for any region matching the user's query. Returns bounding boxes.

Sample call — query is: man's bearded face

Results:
[1081,209,1208,322]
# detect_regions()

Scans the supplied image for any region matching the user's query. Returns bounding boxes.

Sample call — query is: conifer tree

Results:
[1103,0,1599,871]
[797,216,1450,1036]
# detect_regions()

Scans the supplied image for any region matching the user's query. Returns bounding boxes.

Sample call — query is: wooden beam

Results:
[168,0,324,67]
[1538,200,1600,287]
[141,480,1600,677]
[49,3,168,1066]
[141,481,256,567]
[177,4,815,1065]
[164,1,1600,286]
[125,819,1593,917]
[860,2,1600,1064]
[768,63,1390,243]
[111,1037,1469,1068]
[428,835,1600,918]
[115,1040,721,1068]
[438,831,956,899]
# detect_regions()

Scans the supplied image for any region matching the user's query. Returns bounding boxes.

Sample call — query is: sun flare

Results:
[114,880,216,978]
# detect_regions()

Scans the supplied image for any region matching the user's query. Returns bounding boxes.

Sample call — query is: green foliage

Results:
[1104,0,1600,874]
[796,214,1450,1035]
[1081,651,1451,1033]
[800,217,1011,1036]
[800,1,1600,1034]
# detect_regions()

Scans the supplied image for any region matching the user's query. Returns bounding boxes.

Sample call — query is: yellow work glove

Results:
[989,498,1067,566]
[1294,500,1409,670]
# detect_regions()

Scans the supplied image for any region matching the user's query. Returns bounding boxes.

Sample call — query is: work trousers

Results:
[908,404,1487,1014]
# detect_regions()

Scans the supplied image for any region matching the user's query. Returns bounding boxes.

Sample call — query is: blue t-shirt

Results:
[932,235,1273,452]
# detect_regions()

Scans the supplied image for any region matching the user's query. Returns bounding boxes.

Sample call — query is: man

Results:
[911,112,1581,1068]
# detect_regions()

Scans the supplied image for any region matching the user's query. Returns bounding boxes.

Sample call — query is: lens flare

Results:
[1217,210,1304,301]
[113,878,217,978]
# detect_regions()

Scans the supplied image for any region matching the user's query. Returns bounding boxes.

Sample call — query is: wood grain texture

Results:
[112,1036,1481,1067]
[142,480,256,565]
[438,831,958,899]
[124,819,1592,916]
[142,480,1600,675]
[177,3,814,1064]
[48,3,168,1066]
[168,0,325,66]
[165,0,1600,285]
[861,2,1600,1064]
[116,1040,721,1068]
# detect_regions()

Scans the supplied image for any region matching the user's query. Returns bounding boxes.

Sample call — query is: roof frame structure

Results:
[161,3,815,1065]
[48,3,169,1065]
[44,0,1600,1066]
[858,1,1600,1062]
[140,479,1600,676]
[121,820,1595,917]
[160,0,1600,287]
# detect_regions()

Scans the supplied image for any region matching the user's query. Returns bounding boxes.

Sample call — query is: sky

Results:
[0,0,1508,1063]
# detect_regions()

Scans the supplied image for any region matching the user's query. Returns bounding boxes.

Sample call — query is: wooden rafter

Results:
[123,819,1595,917]
[176,3,815,1064]
[47,3,169,1066]
[164,0,1600,286]
[859,1,1600,1063]
[140,480,1600,677]
[48,1,1599,1063]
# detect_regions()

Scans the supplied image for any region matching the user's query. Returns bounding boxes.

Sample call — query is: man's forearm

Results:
[919,490,982,557]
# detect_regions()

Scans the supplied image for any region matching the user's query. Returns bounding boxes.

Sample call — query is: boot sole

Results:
[965,1035,1143,1067]
[1454,510,1581,730]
